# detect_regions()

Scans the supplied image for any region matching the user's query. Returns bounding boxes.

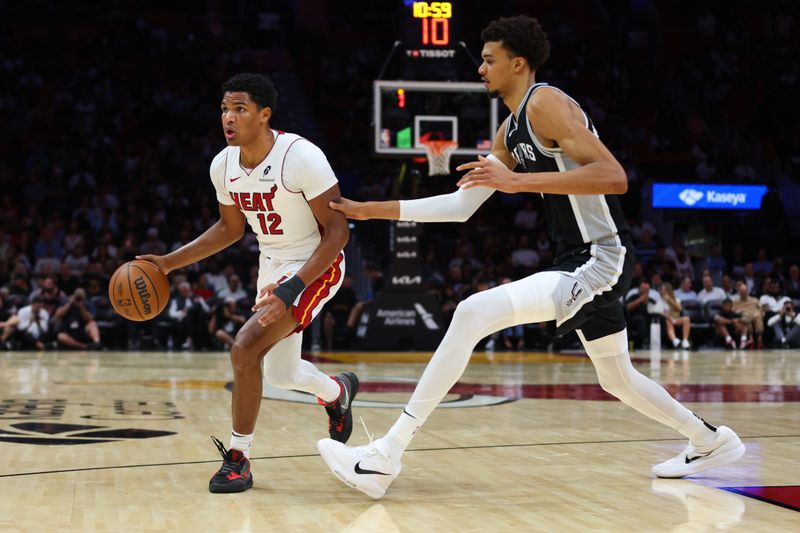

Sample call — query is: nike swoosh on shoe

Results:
[684,452,711,464]
[354,461,391,476]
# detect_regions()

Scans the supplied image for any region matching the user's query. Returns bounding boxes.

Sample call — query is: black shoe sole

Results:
[209,475,254,493]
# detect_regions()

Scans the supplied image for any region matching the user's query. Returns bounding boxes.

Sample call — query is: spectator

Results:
[742,263,757,295]
[56,262,81,295]
[209,297,247,349]
[9,295,50,350]
[63,220,85,254]
[759,280,790,318]
[720,274,735,298]
[448,242,483,270]
[54,288,101,350]
[674,276,698,302]
[752,248,772,276]
[167,281,210,350]
[63,243,90,276]
[140,227,167,256]
[0,292,17,348]
[625,281,660,349]
[704,243,727,285]
[729,245,746,278]
[787,264,800,299]
[85,276,104,299]
[510,235,540,269]
[660,283,691,349]
[193,273,216,300]
[697,274,726,304]
[34,226,64,261]
[635,229,658,267]
[513,199,538,231]
[713,299,746,350]
[31,277,67,319]
[767,300,800,348]
[217,274,247,302]
[732,280,763,349]
[770,258,786,285]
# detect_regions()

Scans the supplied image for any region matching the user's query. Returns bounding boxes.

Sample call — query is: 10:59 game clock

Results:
[405,1,455,58]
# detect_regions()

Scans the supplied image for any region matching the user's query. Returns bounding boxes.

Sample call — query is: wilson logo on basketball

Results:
[134,276,153,314]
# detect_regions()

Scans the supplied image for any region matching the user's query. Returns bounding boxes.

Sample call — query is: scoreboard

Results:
[407,1,454,58]
[373,2,500,158]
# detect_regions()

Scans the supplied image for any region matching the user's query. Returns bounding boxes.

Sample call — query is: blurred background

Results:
[0,0,798,353]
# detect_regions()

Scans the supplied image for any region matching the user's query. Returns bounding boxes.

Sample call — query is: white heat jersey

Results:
[210,130,338,262]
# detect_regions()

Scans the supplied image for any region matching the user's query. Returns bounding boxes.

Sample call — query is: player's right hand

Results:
[135,255,171,275]
[328,197,369,220]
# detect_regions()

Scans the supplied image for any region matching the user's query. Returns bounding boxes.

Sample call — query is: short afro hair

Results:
[221,73,278,111]
[481,16,550,71]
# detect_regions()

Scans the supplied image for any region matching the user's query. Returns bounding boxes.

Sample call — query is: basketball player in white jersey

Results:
[316,16,744,499]
[138,73,359,493]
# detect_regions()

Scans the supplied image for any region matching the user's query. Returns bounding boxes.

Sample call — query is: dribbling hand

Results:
[135,254,171,275]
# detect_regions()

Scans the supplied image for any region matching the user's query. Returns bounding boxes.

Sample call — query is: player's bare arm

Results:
[254,184,349,326]
[457,88,626,195]
[137,202,246,274]
[328,197,401,221]
[330,123,510,223]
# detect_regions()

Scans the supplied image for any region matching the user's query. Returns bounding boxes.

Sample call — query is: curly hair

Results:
[481,16,550,71]
[221,72,278,111]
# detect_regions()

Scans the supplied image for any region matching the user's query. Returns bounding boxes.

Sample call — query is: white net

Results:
[422,141,458,176]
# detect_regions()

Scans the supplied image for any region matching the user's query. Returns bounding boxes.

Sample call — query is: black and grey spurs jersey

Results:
[504,83,630,253]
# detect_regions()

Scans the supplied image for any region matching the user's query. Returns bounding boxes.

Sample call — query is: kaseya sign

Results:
[652,183,768,210]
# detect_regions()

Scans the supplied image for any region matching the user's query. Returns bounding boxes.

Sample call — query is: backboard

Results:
[374,80,501,157]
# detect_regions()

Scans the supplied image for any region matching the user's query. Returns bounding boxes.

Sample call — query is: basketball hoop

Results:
[421,140,458,176]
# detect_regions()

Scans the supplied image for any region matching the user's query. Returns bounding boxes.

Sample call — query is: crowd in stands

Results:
[1,3,797,351]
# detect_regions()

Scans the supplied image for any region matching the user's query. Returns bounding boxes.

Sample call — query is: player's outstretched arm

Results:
[137,203,246,275]
[458,88,626,195]
[329,125,513,223]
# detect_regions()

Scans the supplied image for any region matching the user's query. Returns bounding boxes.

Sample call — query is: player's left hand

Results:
[252,283,287,327]
[456,155,521,193]
[255,294,288,327]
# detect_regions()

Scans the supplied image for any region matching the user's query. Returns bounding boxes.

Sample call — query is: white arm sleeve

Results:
[398,154,500,223]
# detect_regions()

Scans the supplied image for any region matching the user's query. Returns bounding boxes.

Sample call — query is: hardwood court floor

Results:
[0,347,798,532]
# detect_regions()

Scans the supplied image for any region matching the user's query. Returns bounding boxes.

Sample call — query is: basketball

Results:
[108,260,170,321]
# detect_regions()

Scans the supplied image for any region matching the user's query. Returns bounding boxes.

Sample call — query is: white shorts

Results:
[256,253,345,333]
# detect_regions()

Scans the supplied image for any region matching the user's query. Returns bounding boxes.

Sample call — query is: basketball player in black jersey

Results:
[316,16,744,499]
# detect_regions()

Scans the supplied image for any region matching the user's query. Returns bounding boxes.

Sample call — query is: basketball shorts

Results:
[257,252,345,334]
[544,234,634,341]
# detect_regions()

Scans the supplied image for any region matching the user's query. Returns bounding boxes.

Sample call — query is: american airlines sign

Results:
[652,183,768,210]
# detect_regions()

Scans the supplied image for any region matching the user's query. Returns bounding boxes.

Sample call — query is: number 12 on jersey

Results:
[257,212,283,235]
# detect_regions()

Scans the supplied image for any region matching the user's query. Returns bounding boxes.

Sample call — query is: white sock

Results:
[376,410,423,463]
[677,414,717,447]
[672,338,680,348]
[740,335,747,345]
[317,375,342,404]
[725,335,732,343]
[230,431,254,458]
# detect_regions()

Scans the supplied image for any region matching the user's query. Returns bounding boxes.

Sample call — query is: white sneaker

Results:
[681,339,690,349]
[652,426,745,478]
[317,438,401,499]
